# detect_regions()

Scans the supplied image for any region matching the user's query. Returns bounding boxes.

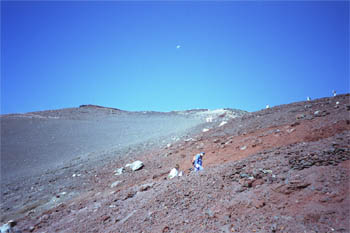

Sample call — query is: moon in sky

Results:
[176,45,181,49]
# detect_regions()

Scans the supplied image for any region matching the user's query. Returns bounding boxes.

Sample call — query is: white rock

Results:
[184,138,194,142]
[110,180,122,188]
[240,145,247,150]
[202,128,209,132]
[114,167,125,176]
[206,117,213,122]
[125,160,144,171]
[262,169,273,174]
[336,101,339,105]
[287,128,295,133]
[219,121,227,127]
[307,96,311,101]
[168,168,179,179]
[72,174,76,177]
[166,143,172,148]
[314,110,320,115]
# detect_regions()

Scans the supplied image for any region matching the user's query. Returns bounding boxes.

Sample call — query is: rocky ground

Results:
[1,94,349,232]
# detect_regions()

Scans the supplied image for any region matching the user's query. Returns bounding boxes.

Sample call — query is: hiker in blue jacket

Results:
[192,152,205,171]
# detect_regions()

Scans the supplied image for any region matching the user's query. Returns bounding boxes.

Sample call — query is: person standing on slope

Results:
[192,152,205,171]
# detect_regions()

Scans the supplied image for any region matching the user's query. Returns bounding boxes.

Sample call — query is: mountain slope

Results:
[1,94,349,232]
[1,106,246,182]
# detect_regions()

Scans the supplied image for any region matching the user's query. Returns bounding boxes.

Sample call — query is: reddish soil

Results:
[4,94,350,232]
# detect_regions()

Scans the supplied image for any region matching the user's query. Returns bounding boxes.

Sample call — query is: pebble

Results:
[287,128,295,133]
[219,121,227,127]
[254,200,265,209]
[110,180,122,188]
[114,167,125,176]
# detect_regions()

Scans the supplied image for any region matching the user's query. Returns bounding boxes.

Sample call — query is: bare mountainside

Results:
[1,95,349,233]
[0,106,246,223]
[1,106,246,182]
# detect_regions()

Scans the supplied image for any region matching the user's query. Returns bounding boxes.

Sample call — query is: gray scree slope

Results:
[1,106,246,184]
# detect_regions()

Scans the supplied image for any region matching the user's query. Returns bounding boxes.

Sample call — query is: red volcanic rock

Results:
[254,200,265,209]
[252,178,264,187]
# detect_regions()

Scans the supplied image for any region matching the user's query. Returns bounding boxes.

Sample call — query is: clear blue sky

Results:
[1,1,349,114]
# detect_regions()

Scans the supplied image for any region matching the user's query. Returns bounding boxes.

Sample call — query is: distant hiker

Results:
[192,152,205,171]
[266,104,270,109]
[168,164,182,179]
[307,96,311,101]
[332,90,337,97]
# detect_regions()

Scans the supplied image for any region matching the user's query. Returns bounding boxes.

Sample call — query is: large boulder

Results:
[125,161,144,171]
